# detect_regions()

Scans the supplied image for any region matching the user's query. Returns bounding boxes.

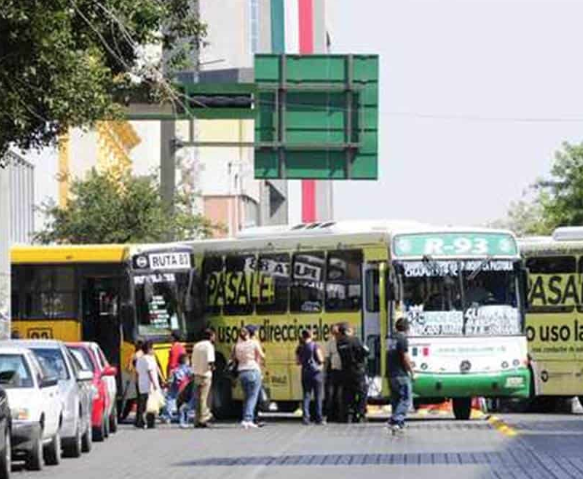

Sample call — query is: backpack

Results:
[301,342,322,376]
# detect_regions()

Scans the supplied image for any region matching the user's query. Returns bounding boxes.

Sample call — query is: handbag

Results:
[146,388,165,414]
[226,359,239,379]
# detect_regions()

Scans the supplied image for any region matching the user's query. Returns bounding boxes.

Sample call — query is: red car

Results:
[66,343,117,441]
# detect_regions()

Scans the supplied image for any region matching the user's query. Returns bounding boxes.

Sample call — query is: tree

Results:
[0,0,206,155]
[35,169,217,244]
[536,142,583,229]
[489,198,551,237]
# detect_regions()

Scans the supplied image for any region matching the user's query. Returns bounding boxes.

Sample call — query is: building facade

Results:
[5,150,35,244]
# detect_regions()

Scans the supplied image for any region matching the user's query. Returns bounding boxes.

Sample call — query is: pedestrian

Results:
[167,330,186,378]
[191,329,216,428]
[324,323,343,422]
[296,329,325,425]
[233,326,265,429]
[387,317,415,435]
[169,353,195,428]
[135,340,161,429]
[246,324,267,426]
[336,323,369,423]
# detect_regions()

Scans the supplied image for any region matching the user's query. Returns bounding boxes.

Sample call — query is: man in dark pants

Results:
[296,329,325,425]
[337,324,369,423]
[387,317,415,435]
[324,324,343,422]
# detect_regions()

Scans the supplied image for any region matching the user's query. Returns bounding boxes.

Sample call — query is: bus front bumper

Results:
[412,369,531,399]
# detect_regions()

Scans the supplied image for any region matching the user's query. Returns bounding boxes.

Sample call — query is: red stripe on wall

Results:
[298,0,316,223]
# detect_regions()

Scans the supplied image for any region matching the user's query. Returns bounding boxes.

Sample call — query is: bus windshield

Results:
[133,272,191,338]
[396,259,522,337]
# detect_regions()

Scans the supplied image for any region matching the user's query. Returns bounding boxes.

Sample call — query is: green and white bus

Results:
[188,220,530,419]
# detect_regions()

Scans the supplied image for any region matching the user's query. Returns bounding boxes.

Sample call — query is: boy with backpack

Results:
[296,329,325,425]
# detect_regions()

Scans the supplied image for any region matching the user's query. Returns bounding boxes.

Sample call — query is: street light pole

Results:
[0,162,11,339]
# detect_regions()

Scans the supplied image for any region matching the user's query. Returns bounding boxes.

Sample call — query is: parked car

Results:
[67,343,116,442]
[16,341,93,458]
[0,344,61,471]
[91,344,118,434]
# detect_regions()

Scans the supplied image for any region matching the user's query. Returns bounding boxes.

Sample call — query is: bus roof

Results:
[183,220,517,256]
[11,244,129,264]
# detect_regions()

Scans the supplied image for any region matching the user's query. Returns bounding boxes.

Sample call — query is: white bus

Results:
[189,220,530,419]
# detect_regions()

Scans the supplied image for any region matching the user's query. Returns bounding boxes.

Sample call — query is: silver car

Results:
[16,340,93,458]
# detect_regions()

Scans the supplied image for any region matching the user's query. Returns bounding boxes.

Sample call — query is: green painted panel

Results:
[392,232,519,258]
[255,54,379,180]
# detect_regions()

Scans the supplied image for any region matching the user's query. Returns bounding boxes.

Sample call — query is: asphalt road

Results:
[9,411,583,479]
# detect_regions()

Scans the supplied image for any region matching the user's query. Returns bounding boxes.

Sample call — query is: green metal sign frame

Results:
[254,54,379,180]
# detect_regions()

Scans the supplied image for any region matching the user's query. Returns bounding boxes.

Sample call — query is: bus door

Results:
[363,262,382,396]
[81,276,122,369]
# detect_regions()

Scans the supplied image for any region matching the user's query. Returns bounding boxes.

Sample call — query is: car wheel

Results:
[82,416,92,453]
[63,420,82,458]
[93,417,106,442]
[452,398,472,420]
[43,432,61,466]
[103,414,110,438]
[25,426,43,471]
[109,405,118,434]
[0,426,11,479]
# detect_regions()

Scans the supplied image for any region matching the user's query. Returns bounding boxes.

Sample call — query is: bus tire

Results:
[109,405,118,434]
[452,398,472,420]
[211,376,239,420]
[277,401,300,413]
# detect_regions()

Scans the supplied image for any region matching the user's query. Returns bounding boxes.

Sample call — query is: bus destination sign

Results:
[393,233,518,258]
[133,251,192,271]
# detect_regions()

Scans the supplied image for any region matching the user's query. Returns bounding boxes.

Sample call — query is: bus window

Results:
[23,266,76,319]
[326,250,363,311]
[256,253,290,314]
[365,269,380,313]
[203,256,223,315]
[526,256,577,313]
[291,252,325,313]
[10,269,20,318]
[224,255,256,316]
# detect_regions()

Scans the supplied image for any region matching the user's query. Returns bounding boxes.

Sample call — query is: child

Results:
[171,354,195,428]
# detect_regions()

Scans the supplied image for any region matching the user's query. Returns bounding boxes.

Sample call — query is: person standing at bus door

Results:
[386,317,415,435]
[296,329,325,425]
[135,340,160,429]
[167,330,186,378]
[337,324,369,423]
[234,326,265,429]
[324,324,343,422]
[191,329,216,428]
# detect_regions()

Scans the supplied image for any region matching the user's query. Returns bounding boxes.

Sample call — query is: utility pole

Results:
[0,161,11,340]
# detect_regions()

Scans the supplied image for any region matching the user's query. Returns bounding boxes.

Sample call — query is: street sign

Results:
[254,54,379,180]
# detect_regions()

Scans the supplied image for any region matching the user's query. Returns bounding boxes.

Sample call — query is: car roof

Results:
[13,340,64,349]
[0,343,33,356]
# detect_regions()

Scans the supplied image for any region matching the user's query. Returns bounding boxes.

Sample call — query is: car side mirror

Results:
[76,370,94,382]
[102,366,117,377]
[41,376,59,388]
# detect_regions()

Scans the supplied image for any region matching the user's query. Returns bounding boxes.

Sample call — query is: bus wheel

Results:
[211,376,238,420]
[452,398,472,420]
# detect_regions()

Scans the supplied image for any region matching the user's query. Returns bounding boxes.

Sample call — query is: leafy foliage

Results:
[495,141,583,236]
[0,0,206,154]
[35,169,216,244]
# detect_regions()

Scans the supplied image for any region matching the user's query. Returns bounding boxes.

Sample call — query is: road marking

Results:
[488,415,518,437]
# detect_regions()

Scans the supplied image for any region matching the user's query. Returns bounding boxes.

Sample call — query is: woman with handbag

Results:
[135,340,163,429]
[233,326,265,429]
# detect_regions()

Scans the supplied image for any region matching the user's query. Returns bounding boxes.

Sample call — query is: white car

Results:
[0,345,62,470]
[17,340,93,459]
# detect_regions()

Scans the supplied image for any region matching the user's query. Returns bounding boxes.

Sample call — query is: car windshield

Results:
[397,259,522,337]
[31,348,69,380]
[0,354,33,388]
[134,272,191,337]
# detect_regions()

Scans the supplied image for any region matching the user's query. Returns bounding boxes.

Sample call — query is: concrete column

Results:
[0,165,11,339]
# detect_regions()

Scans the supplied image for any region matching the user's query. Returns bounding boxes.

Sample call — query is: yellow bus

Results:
[188,220,530,420]
[11,243,205,410]
[520,227,583,405]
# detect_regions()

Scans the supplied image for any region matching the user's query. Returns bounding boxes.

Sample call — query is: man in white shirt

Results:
[191,329,216,428]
